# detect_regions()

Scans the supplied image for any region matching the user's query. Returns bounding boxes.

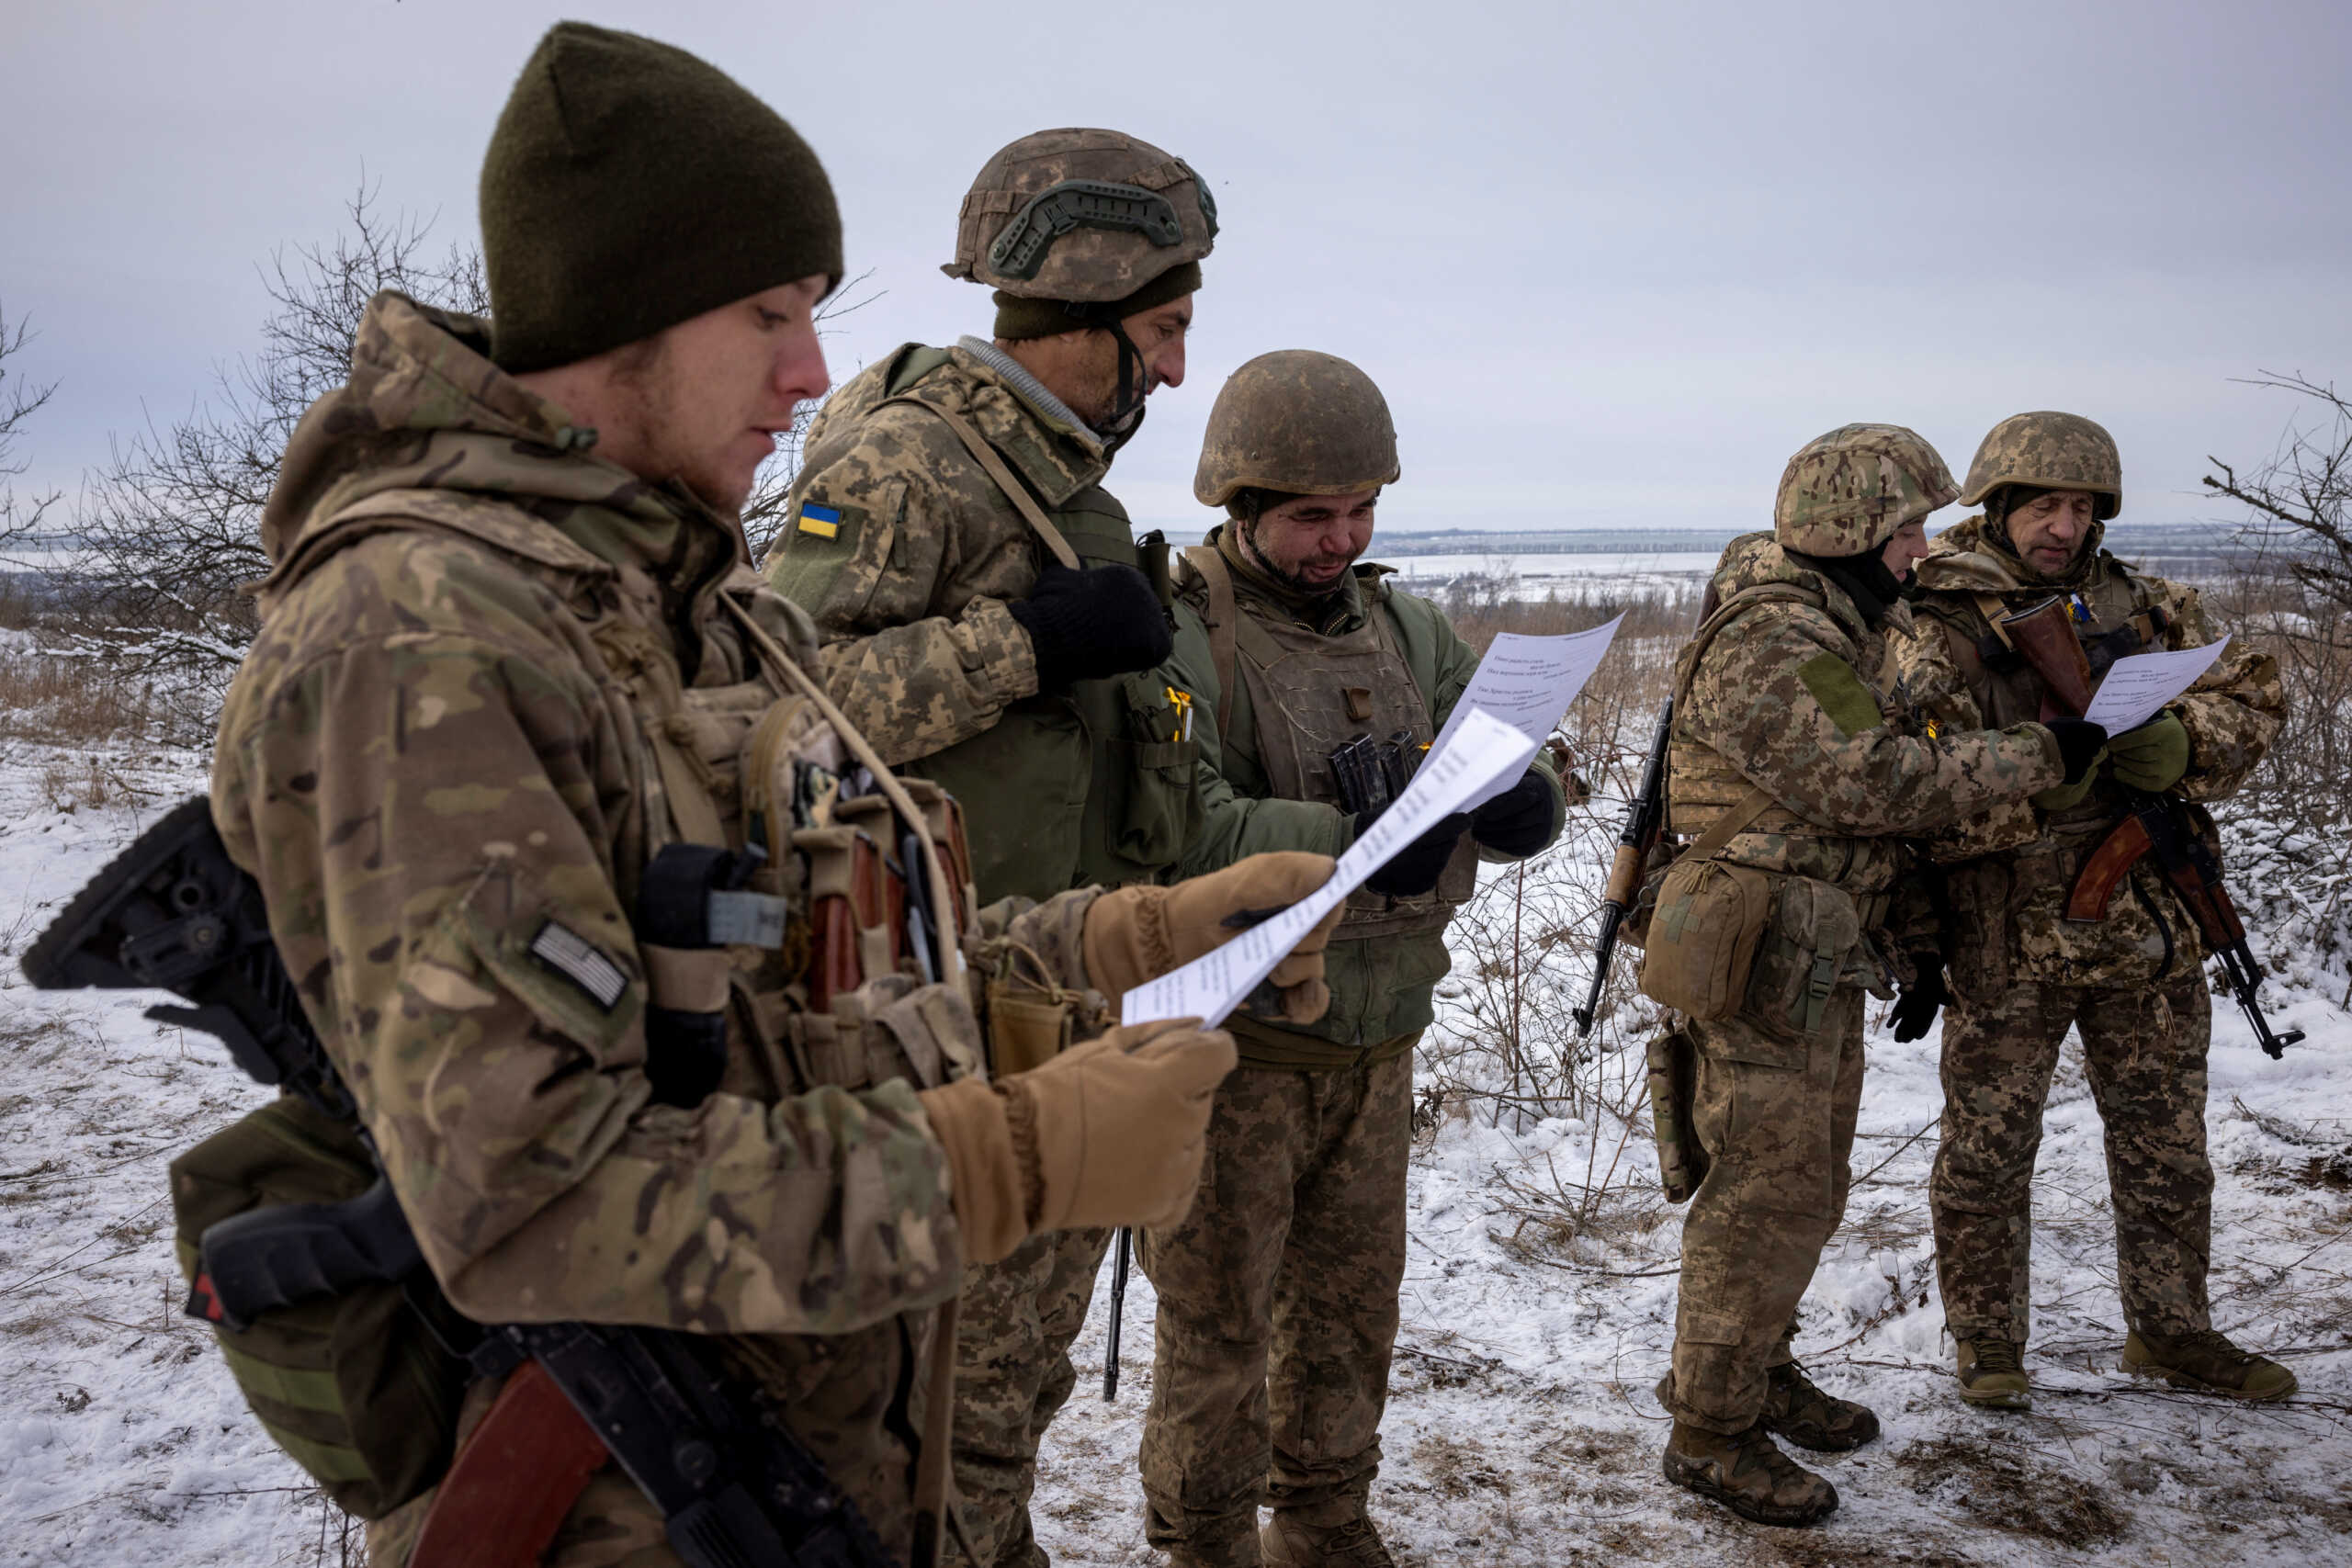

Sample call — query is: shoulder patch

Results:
[528,920,628,1011]
[1796,651,1884,738]
[796,501,842,539]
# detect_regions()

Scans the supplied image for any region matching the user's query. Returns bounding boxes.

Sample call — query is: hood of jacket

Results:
[1916,511,2111,595]
[258,291,745,601]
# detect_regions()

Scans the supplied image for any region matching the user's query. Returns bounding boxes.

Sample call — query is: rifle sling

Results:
[1678,786,1775,867]
[876,396,1082,571]
[1180,543,1240,734]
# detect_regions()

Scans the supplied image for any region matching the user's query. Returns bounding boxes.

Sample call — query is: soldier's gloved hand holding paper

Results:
[2079,636,2230,734]
[1123,707,1542,1027]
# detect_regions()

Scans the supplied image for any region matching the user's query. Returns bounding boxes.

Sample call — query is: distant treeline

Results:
[1363,523,2244,559]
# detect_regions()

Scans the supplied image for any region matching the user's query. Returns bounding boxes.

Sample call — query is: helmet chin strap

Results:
[1091,320,1149,457]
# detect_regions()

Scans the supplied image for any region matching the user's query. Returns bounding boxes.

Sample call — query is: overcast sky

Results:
[6,0,2348,538]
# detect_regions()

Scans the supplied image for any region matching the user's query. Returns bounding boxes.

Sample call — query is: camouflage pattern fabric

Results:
[210,292,1114,1567]
[767,342,1210,903]
[1658,993,1867,1433]
[943,1224,1114,1568]
[1657,534,2060,1436]
[1931,971,2215,1343]
[1902,513,2278,1349]
[1901,514,2283,989]
[768,342,1206,1562]
[1136,1051,1414,1563]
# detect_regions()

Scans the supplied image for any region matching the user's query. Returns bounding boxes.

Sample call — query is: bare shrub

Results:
[0,299,60,554]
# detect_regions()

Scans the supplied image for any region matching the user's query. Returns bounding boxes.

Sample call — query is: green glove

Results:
[2108,711,2190,792]
[2031,765,2099,812]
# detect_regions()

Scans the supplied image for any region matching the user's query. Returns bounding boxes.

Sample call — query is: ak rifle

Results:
[1997,595,2304,1059]
[1573,697,1672,1037]
[21,796,894,1568]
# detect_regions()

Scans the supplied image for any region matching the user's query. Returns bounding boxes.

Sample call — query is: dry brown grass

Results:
[0,651,155,748]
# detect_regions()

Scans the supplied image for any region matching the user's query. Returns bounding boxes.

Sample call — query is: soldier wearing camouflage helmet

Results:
[1641,423,2100,1527]
[1897,411,2293,1411]
[764,127,1220,1568]
[198,34,1350,1567]
[1138,350,1569,1567]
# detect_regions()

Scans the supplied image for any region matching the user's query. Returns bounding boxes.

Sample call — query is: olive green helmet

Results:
[1773,423,1959,556]
[1193,350,1401,508]
[1959,411,2123,522]
[943,127,1216,304]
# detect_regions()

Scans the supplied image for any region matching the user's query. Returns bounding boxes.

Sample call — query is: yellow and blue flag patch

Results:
[796,502,842,539]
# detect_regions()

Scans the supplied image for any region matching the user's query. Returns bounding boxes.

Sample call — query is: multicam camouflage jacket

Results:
[1898,513,2284,993]
[209,293,1108,1560]
[1162,525,1566,1066]
[1669,533,2063,927]
[767,343,1209,902]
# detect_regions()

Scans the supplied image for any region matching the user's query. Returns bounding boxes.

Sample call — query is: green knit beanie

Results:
[991,261,1202,341]
[481,22,842,372]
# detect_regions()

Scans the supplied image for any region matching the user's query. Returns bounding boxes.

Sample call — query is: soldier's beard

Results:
[1239,514,1353,599]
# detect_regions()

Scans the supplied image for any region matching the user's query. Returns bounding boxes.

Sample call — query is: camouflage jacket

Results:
[210,294,1107,1559]
[1163,526,1566,1066]
[1670,534,2062,917]
[1898,513,2284,993]
[767,343,1208,902]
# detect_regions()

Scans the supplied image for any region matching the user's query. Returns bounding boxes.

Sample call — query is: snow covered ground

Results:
[4,712,2349,1566]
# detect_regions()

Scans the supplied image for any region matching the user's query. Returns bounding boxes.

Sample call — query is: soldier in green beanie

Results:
[194,24,1340,1568]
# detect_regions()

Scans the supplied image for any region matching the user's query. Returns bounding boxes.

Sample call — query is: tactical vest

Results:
[1914,552,2199,991]
[180,487,992,1547]
[874,347,1200,901]
[1182,547,1474,942]
[1663,577,1905,903]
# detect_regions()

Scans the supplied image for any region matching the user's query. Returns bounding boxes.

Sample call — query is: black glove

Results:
[1470,771,1555,858]
[1363,812,1472,898]
[2041,717,2109,785]
[1007,560,1173,689]
[1889,961,1947,1043]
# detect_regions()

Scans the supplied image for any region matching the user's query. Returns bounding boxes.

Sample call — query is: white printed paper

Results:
[1426,616,1624,810]
[2081,636,2230,734]
[1120,707,1540,1028]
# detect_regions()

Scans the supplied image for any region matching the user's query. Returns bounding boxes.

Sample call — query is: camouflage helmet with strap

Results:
[944,128,1216,304]
[1774,423,1959,557]
[1193,350,1400,508]
[1959,411,2123,522]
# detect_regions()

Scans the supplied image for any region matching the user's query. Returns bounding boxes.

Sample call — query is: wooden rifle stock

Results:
[1998,595,2096,718]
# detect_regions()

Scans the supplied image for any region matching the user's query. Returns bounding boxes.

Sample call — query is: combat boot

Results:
[1261,1496,1395,1568]
[2123,1328,2298,1402]
[1954,1337,2031,1410]
[1661,1420,1838,1528]
[1759,1358,1880,1451]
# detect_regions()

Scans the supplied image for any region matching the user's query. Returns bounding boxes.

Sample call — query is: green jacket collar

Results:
[1209,521,1396,637]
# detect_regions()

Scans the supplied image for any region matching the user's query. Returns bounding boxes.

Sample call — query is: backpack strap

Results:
[1178,543,1241,734]
[1677,785,1775,866]
[876,395,1081,571]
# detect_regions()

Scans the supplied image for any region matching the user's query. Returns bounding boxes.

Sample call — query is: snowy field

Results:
[3,659,2348,1565]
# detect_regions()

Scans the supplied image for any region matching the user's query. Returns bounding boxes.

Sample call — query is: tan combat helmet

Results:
[1774,423,1959,557]
[1194,351,1401,508]
[1960,411,2123,522]
[944,128,1216,305]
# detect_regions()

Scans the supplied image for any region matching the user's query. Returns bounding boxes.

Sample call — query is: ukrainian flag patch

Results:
[797,502,842,539]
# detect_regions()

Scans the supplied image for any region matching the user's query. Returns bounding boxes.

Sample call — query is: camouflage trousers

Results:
[1660,991,1865,1435]
[1136,1046,1414,1561]
[1930,970,2214,1344]
[944,1224,1114,1567]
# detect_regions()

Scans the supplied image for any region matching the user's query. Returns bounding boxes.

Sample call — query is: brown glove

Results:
[916,1077,1028,1266]
[918,1020,1236,1258]
[1082,851,1343,1024]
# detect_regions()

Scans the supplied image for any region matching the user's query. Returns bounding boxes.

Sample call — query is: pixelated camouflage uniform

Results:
[1656,533,2063,1436]
[210,293,1116,1568]
[1900,513,2284,1345]
[767,344,1209,1568]
[1135,525,1566,1559]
